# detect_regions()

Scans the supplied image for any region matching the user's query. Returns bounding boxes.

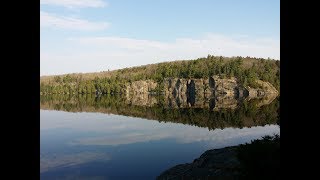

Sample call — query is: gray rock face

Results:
[193,79,205,96]
[203,78,212,96]
[157,146,241,179]
[125,80,157,94]
[245,80,279,99]
[212,75,238,97]
[124,77,279,109]
[164,78,188,96]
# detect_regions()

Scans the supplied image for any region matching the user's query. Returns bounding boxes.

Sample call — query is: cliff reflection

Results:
[40,94,279,130]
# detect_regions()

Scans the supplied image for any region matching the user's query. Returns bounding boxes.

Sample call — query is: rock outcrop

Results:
[157,146,241,179]
[212,75,239,97]
[164,78,188,96]
[123,76,278,110]
[125,80,157,94]
[245,80,279,99]
[158,135,280,179]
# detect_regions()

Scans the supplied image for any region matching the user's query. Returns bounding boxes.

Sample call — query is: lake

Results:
[40,94,280,179]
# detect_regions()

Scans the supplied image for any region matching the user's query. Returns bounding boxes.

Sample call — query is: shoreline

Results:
[157,135,280,179]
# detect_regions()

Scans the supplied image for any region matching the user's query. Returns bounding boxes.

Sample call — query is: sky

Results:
[40,0,280,76]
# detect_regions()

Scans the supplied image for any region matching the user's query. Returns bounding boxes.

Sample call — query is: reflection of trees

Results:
[40,95,279,131]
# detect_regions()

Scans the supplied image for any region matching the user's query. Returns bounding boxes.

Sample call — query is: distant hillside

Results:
[40,55,280,95]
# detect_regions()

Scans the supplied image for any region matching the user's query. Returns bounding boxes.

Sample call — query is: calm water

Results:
[40,95,280,179]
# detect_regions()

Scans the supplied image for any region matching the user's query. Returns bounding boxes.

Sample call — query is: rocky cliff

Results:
[245,80,279,99]
[125,80,157,95]
[124,75,278,109]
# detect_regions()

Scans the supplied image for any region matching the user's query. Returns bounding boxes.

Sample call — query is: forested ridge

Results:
[40,55,280,95]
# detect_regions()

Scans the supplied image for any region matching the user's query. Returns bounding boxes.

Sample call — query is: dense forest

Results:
[40,55,280,95]
[40,94,279,130]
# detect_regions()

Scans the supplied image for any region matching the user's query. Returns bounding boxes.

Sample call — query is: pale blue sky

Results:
[41,0,280,75]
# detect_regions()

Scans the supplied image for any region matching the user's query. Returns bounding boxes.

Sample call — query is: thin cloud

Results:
[40,33,279,75]
[40,11,109,31]
[70,34,279,59]
[40,0,107,8]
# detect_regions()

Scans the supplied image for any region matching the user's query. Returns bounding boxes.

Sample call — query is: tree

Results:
[54,76,62,83]
[40,55,280,94]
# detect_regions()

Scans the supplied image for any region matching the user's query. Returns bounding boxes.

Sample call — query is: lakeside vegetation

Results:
[40,55,280,95]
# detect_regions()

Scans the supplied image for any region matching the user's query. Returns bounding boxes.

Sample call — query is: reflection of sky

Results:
[71,123,279,147]
[41,152,111,173]
[40,110,280,179]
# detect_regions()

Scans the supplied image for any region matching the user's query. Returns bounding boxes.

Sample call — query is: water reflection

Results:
[40,95,279,179]
[41,152,111,173]
[40,94,279,130]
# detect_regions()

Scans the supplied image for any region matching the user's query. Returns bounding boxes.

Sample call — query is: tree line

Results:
[40,55,280,95]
